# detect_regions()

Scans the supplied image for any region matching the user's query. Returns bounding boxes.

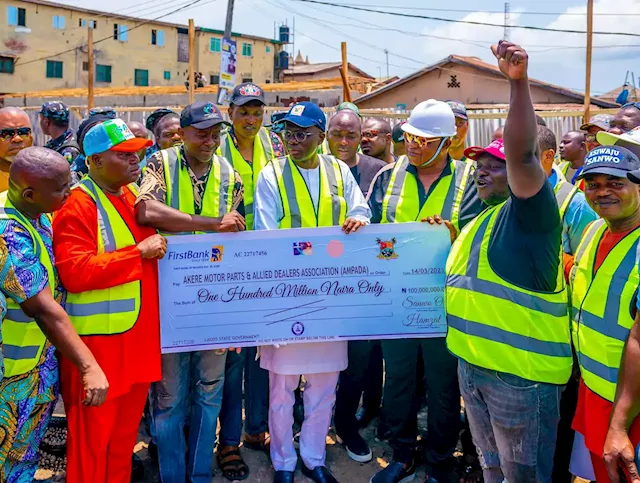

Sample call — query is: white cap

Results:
[402,99,457,138]
[597,127,640,147]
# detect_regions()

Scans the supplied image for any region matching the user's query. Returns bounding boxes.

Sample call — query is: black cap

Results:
[392,122,405,143]
[180,101,230,129]
[230,83,265,106]
[146,108,176,131]
[577,145,640,180]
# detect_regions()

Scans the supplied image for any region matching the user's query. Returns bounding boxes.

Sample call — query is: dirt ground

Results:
[35,400,588,483]
[35,401,434,483]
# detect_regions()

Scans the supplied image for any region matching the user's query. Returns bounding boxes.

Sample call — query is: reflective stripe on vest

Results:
[0,193,54,377]
[381,156,471,231]
[217,128,274,230]
[272,155,346,228]
[570,219,640,401]
[445,203,572,384]
[558,161,571,177]
[161,147,234,232]
[554,178,578,223]
[65,177,141,336]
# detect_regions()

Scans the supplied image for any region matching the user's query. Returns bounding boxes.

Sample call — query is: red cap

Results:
[464,138,506,162]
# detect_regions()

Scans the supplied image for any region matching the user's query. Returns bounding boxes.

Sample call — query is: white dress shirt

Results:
[254,156,372,375]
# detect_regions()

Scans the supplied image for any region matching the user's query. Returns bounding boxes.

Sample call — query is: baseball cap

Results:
[446,100,468,120]
[83,118,153,157]
[597,127,640,148]
[230,82,265,106]
[39,101,69,123]
[580,113,614,131]
[180,101,230,129]
[146,108,177,131]
[89,107,117,119]
[392,122,405,143]
[402,100,457,138]
[464,139,507,162]
[336,102,361,118]
[281,102,327,131]
[576,145,640,180]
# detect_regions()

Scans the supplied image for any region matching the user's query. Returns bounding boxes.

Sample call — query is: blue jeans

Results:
[458,359,563,483]
[219,347,269,446]
[151,350,226,483]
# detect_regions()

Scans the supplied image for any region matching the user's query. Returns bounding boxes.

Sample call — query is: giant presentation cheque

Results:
[159,222,451,353]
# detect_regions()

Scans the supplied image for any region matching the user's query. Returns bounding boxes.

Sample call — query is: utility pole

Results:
[87,27,94,110]
[341,42,352,102]
[503,3,510,40]
[218,0,235,103]
[384,49,389,79]
[584,0,594,122]
[188,18,195,104]
[224,0,234,37]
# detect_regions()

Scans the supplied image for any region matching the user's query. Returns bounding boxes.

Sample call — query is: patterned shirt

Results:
[0,214,63,380]
[45,129,81,166]
[137,145,244,215]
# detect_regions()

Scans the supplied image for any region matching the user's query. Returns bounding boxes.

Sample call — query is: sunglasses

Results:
[362,130,388,140]
[404,132,442,148]
[0,127,32,140]
[283,130,316,143]
[585,133,597,142]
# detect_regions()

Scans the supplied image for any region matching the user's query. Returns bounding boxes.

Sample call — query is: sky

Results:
[58,0,640,97]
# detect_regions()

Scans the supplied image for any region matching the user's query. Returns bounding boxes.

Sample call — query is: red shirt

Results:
[572,227,640,455]
[53,186,162,402]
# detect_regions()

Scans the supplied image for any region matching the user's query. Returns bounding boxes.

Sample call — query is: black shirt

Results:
[487,180,562,292]
[348,153,387,199]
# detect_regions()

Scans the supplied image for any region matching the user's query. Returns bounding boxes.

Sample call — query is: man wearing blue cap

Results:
[567,143,640,482]
[254,101,371,483]
[136,100,246,483]
[40,101,81,167]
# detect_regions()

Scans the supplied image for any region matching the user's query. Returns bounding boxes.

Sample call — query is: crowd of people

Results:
[1,40,640,483]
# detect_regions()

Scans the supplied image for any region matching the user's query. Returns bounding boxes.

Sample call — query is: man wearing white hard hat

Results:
[367,99,484,483]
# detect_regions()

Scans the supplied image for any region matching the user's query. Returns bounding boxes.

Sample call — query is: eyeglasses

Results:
[404,132,442,148]
[585,133,597,142]
[0,127,32,140]
[283,130,316,143]
[362,130,388,140]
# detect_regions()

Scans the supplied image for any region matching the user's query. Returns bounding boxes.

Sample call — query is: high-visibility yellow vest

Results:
[570,219,640,401]
[0,193,55,377]
[558,161,571,178]
[271,155,347,228]
[161,146,234,232]
[554,177,579,223]
[65,177,141,336]
[381,156,472,231]
[446,202,572,385]
[217,127,274,230]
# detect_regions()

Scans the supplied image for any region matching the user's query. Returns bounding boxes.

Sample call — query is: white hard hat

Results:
[402,99,457,138]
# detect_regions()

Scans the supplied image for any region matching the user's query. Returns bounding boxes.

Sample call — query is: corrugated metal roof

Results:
[354,54,618,109]
[283,62,374,80]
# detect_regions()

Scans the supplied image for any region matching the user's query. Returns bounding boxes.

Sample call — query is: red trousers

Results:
[61,382,149,483]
